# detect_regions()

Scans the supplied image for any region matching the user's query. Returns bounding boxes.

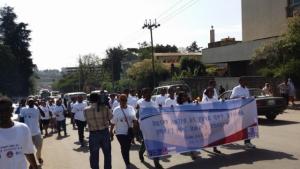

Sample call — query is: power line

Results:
[156,0,185,20]
[159,0,200,24]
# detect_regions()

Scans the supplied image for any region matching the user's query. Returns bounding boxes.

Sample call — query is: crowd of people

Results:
[0,77,297,169]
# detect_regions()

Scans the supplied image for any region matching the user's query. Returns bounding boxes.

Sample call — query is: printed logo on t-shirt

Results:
[6,151,13,158]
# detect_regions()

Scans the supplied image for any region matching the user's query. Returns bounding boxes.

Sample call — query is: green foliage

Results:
[206,65,218,76]
[127,59,170,88]
[155,44,178,53]
[180,57,206,77]
[0,44,18,96]
[52,73,79,93]
[186,41,200,52]
[102,46,129,82]
[253,16,300,86]
[53,54,106,93]
[0,6,34,96]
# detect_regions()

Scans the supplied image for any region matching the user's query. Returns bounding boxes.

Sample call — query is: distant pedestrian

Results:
[203,87,222,154]
[53,99,67,137]
[262,83,273,96]
[19,98,45,165]
[0,96,38,169]
[165,87,177,107]
[111,94,137,169]
[230,77,256,149]
[68,97,77,129]
[73,96,87,147]
[48,99,56,133]
[84,92,112,169]
[278,79,289,106]
[155,88,168,107]
[219,85,225,95]
[202,80,218,101]
[288,78,296,106]
[40,100,52,137]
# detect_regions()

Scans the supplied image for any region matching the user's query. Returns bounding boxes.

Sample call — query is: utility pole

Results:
[143,19,160,88]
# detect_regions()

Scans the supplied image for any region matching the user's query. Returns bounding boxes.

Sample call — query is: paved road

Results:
[40,105,300,169]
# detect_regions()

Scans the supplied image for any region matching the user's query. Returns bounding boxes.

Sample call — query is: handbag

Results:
[120,108,134,140]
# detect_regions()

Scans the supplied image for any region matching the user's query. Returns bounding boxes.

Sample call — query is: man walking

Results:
[19,98,45,165]
[84,92,113,169]
[73,96,87,147]
[0,97,38,169]
[230,77,256,149]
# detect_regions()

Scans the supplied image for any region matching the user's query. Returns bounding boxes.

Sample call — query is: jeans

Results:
[75,120,87,144]
[116,135,131,166]
[57,119,66,135]
[89,128,112,169]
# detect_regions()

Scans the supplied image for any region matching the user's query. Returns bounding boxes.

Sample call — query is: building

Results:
[154,52,202,66]
[201,0,300,76]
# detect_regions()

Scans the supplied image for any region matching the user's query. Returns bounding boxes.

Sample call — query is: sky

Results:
[0,0,242,70]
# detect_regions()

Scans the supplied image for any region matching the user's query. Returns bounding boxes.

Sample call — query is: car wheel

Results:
[266,113,277,121]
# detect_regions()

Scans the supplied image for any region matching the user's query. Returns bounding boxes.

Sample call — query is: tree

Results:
[155,44,178,53]
[52,54,105,93]
[186,41,200,52]
[180,57,206,77]
[0,44,18,96]
[102,46,128,83]
[253,16,300,86]
[127,59,170,88]
[0,6,35,96]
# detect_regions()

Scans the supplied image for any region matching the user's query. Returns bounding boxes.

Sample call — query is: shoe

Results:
[213,148,222,154]
[245,143,256,149]
[38,158,43,164]
[126,164,132,169]
[154,163,163,169]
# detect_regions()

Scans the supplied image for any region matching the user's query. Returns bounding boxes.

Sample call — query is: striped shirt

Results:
[84,103,112,131]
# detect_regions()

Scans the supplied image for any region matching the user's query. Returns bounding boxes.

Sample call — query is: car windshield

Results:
[249,89,263,97]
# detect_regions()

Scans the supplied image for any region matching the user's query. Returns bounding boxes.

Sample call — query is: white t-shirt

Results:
[230,85,250,99]
[40,106,51,120]
[138,99,158,108]
[53,105,66,121]
[0,122,35,169]
[202,97,219,103]
[72,102,87,121]
[19,107,41,136]
[127,95,138,107]
[48,104,56,118]
[202,88,219,101]
[112,105,137,135]
[155,95,168,106]
[70,102,76,114]
[110,99,119,111]
[165,98,177,107]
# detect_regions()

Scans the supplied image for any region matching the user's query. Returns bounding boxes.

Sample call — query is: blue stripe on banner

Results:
[140,98,255,121]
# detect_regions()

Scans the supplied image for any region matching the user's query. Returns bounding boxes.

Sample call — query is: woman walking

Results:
[111,94,137,169]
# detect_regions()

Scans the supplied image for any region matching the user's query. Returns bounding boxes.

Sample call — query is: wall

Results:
[242,0,288,41]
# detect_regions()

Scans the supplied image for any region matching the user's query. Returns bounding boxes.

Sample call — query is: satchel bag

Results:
[120,108,134,140]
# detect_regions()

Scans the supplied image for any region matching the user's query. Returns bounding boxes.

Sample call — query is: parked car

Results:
[64,92,87,103]
[219,88,287,120]
[152,82,191,102]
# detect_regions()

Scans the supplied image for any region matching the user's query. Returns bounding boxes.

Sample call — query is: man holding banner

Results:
[230,77,256,149]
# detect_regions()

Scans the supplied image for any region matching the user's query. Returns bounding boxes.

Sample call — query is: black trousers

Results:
[139,140,160,166]
[75,120,87,144]
[116,135,131,166]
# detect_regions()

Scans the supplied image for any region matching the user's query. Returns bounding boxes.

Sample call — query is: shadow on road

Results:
[168,148,297,169]
[258,118,300,126]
